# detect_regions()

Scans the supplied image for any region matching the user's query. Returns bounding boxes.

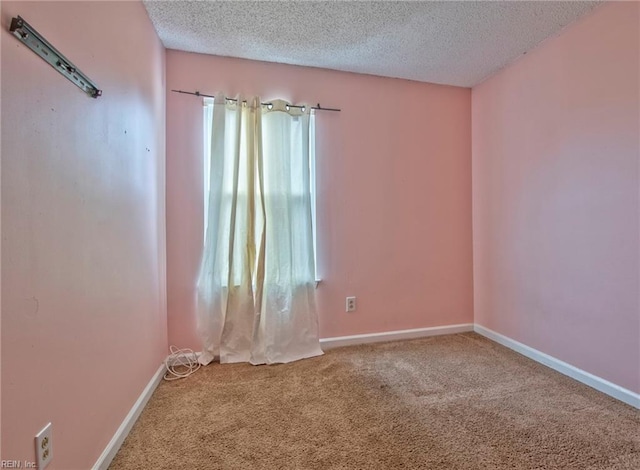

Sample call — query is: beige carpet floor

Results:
[110,333,640,469]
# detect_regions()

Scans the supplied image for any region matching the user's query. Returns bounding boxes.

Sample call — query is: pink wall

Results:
[166,51,473,348]
[1,2,167,468]
[472,2,639,393]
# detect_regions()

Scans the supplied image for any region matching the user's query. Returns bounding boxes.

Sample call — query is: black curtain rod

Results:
[171,89,341,112]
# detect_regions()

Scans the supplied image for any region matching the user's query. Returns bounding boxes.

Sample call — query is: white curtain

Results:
[197,95,323,365]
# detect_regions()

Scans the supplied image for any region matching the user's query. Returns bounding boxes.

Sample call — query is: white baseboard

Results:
[320,323,474,350]
[474,324,640,409]
[92,363,165,470]
[168,325,475,362]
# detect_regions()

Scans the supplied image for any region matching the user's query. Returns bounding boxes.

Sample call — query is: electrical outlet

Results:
[346,296,356,312]
[35,423,53,469]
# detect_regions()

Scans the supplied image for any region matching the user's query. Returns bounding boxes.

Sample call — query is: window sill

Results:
[223,280,323,289]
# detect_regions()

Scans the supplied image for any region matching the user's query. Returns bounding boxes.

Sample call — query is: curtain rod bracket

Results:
[9,15,102,98]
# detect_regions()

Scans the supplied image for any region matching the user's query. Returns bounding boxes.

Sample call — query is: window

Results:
[203,98,318,281]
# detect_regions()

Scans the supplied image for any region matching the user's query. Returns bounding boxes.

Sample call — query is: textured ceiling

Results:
[143,1,600,88]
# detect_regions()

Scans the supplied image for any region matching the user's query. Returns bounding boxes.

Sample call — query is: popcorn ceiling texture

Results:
[143,1,600,87]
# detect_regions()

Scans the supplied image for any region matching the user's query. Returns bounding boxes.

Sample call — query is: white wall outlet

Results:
[35,422,53,469]
[346,296,356,312]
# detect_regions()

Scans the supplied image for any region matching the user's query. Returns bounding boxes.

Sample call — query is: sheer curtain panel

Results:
[197,96,323,366]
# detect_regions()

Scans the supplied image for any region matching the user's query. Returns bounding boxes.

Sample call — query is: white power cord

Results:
[164,345,201,381]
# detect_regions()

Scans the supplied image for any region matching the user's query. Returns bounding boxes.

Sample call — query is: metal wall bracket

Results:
[10,16,102,98]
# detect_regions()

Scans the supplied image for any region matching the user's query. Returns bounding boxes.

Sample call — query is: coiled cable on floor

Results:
[164,345,201,381]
